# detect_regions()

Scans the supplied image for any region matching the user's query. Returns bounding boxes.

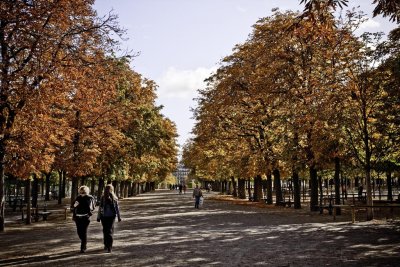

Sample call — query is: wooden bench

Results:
[7,197,24,212]
[21,209,52,221]
[277,201,292,207]
[332,204,400,223]
[36,211,52,221]
[317,204,333,215]
[261,198,273,204]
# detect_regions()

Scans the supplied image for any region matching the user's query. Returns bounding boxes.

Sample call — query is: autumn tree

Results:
[373,27,400,200]
[300,0,400,23]
[0,0,123,231]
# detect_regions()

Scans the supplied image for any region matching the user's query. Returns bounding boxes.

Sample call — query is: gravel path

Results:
[0,190,399,267]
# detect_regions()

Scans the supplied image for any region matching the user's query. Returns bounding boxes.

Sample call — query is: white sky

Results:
[93,0,397,150]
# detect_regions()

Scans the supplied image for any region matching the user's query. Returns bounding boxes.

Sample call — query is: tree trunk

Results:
[61,171,66,198]
[266,172,273,204]
[254,175,263,202]
[45,173,51,201]
[90,178,96,196]
[0,149,5,231]
[334,157,341,215]
[120,181,125,199]
[80,176,86,186]
[31,174,39,208]
[318,175,323,207]
[273,169,283,204]
[57,171,63,204]
[309,166,319,211]
[124,181,129,198]
[140,183,144,194]
[237,178,246,199]
[365,166,374,220]
[70,177,78,209]
[26,179,32,225]
[387,171,392,201]
[41,177,45,197]
[115,181,120,196]
[130,182,135,196]
[97,178,104,201]
[292,169,301,209]
[231,177,237,197]
[247,179,252,200]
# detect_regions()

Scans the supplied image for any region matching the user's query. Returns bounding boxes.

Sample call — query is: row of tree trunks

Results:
[1,170,152,227]
[216,169,300,208]
[206,161,395,215]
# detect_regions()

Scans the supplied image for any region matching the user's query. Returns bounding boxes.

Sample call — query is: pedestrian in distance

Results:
[179,184,183,194]
[193,184,203,209]
[97,184,122,253]
[72,185,96,253]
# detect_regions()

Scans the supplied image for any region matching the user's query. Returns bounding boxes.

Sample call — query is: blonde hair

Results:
[79,185,89,195]
[104,184,118,201]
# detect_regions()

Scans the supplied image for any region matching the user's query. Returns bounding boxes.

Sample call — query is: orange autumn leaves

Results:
[0,1,178,181]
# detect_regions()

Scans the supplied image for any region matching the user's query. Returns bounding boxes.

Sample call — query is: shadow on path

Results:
[1,190,399,266]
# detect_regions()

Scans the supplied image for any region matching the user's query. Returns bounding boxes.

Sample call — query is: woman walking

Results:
[73,185,95,253]
[97,184,122,253]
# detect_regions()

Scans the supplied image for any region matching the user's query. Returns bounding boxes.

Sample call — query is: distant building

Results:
[173,164,190,185]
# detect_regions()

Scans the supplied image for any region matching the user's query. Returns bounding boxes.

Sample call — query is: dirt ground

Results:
[0,190,399,267]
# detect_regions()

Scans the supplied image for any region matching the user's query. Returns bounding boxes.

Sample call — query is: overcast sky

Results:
[94,0,397,150]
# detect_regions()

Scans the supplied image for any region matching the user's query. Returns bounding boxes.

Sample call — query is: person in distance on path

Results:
[97,184,121,253]
[193,184,203,209]
[73,185,96,253]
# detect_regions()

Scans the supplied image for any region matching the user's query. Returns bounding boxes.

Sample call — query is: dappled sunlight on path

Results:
[0,189,399,266]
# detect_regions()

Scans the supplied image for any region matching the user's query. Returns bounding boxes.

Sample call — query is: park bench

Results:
[277,200,292,207]
[35,211,52,221]
[261,198,273,204]
[7,196,25,212]
[332,204,400,223]
[20,210,53,222]
[317,204,333,215]
[21,204,53,222]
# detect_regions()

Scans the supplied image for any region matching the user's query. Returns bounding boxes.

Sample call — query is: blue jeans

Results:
[195,196,201,208]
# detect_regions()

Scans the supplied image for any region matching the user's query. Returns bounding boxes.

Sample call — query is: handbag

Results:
[97,207,103,222]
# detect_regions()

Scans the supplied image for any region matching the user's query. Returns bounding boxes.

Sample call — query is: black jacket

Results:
[73,194,95,219]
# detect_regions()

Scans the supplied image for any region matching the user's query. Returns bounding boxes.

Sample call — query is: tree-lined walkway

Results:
[0,190,399,266]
